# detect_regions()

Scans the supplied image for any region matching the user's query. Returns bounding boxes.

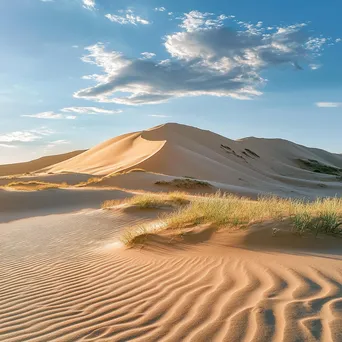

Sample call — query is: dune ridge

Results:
[37,123,342,198]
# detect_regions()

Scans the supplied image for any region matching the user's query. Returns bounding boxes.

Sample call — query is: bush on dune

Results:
[117,192,342,246]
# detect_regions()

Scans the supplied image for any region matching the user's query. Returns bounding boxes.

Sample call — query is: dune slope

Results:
[0,150,85,177]
[42,123,342,197]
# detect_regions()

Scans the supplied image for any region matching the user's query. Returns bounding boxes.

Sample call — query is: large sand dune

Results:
[41,123,342,198]
[1,123,342,341]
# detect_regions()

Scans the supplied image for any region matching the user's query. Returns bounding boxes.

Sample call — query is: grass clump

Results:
[120,192,342,246]
[120,225,150,246]
[161,193,342,233]
[155,178,211,189]
[76,177,103,187]
[5,181,68,191]
[298,159,342,176]
[293,211,342,236]
[102,191,189,210]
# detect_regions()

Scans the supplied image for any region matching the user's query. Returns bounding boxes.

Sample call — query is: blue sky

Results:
[0,0,341,163]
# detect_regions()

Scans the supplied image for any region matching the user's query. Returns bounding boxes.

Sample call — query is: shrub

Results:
[155,178,211,189]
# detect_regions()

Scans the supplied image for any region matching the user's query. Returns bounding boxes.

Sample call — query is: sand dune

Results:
[0,150,85,177]
[40,123,342,198]
[1,207,342,341]
[1,123,342,341]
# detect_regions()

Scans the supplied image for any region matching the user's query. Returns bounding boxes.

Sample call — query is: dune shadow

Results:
[0,188,133,223]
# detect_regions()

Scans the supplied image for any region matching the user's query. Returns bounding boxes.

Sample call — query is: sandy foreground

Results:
[1,192,342,342]
[1,123,342,341]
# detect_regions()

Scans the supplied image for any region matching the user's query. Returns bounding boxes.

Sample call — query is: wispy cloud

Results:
[148,114,172,118]
[83,0,96,11]
[22,112,76,120]
[315,102,342,108]
[47,140,70,148]
[0,128,54,143]
[141,52,156,59]
[75,11,335,106]
[61,107,122,115]
[154,7,166,12]
[105,10,150,25]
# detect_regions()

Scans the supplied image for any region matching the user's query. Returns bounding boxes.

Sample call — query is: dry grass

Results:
[102,191,189,210]
[5,181,68,191]
[76,177,103,187]
[76,169,148,187]
[155,178,212,189]
[120,192,342,246]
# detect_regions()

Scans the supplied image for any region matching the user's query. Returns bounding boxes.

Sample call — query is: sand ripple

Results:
[1,212,342,341]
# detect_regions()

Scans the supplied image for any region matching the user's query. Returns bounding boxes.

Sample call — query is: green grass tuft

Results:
[155,178,211,189]
[119,192,342,246]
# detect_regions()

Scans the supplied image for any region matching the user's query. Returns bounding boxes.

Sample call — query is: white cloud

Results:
[309,64,321,70]
[74,12,334,106]
[336,38,341,43]
[61,107,122,115]
[315,102,342,108]
[154,7,166,12]
[148,114,172,117]
[47,140,70,148]
[0,128,54,143]
[83,0,95,11]
[40,0,54,2]
[141,52,156,59]
[22,111,76,120]
[72,45,79,49]
[105,10,150,25]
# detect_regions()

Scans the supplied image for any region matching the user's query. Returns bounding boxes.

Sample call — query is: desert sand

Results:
[1,123,342,341]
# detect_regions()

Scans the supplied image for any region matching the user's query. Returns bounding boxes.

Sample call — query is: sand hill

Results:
[0,150,85,177]
[40,123,342,198]
[2,123,342,341]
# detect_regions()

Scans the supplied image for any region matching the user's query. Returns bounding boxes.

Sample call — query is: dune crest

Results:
[38,123,342,198]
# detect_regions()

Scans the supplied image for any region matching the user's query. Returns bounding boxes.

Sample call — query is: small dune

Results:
[4,180,68,191]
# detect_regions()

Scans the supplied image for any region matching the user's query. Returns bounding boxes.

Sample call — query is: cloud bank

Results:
[75,11,335,106]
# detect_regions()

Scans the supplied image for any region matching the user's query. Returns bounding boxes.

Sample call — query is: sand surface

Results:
[1,207,342,341]
[1,123,342,341]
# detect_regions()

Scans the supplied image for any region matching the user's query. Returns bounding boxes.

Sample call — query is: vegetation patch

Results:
[4,181,68,191]
[155,178,212,189]
[120,192,342,246]
[245,149,260,158]
[76,177,103,187]
[102,191,189,210]
[297,159,342,176]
